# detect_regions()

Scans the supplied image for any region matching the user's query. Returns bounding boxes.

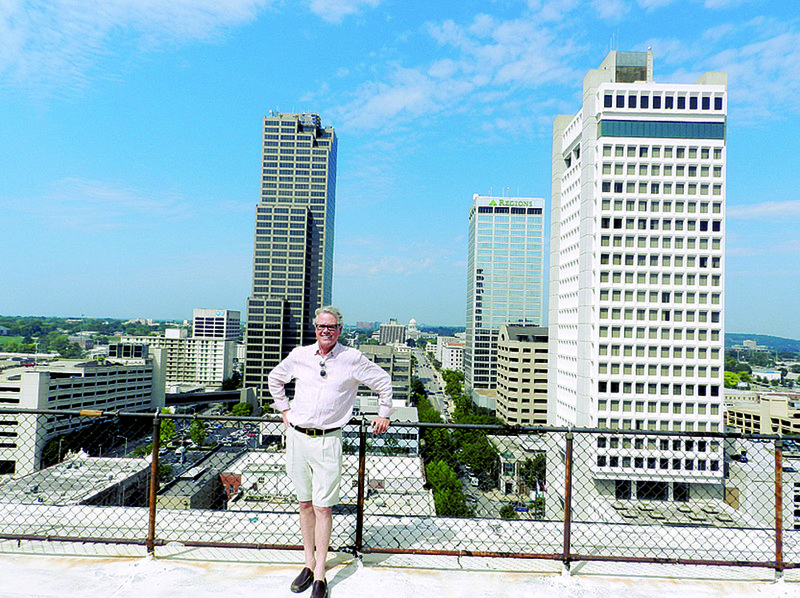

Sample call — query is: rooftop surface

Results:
[0,541,796,598]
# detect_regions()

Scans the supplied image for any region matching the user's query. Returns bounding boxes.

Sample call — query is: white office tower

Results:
[549,51,727,502]
[193,309,241,341]
[465,194,545,405]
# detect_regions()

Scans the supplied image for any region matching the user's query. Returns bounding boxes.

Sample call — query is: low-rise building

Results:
[0,353,166,477]
[357,345,412,408]
[495,324,548,426]
[724,392,800,435]
[349,404,420,457]
[440,341,464,372]
[156,448,244,510]
[488,434,548,497]
[228,451,434,517]
[378,319,406,345]
[124,327,235,390]
[0,451,151,507]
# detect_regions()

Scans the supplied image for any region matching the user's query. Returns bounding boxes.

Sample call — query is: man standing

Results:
[268,306,392,598]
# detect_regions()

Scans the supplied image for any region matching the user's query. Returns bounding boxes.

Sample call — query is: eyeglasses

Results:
[315,324,339,331]
[319,361,327,377]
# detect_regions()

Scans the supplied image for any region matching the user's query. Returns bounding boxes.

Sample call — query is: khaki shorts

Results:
[285,426,342,507]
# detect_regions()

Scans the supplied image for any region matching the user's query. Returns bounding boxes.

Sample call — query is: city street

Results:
[413,349,448,416]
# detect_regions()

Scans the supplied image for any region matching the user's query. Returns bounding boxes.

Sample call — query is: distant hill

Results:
[726,333,800,353]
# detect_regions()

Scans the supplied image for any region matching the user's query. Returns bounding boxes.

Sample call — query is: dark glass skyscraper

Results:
[244,112,337,405]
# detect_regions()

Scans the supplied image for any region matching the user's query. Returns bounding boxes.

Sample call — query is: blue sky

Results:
[1,1,799,337]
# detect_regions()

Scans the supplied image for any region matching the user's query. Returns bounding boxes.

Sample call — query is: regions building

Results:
[0,353,166,477]
[244,112,337,407]
[548,50,727,505]
[495,324,548,426]
[465,194,545,409]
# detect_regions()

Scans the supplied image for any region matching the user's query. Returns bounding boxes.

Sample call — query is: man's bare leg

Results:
[298,501,317,571]
[313,505,332,581]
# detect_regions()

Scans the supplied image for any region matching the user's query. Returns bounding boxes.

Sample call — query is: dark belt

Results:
[291,423,341,438]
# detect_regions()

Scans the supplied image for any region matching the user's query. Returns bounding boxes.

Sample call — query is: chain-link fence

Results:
[0,407,797,572]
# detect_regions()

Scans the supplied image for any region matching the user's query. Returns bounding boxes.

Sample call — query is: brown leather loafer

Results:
[311,579,328,598]
[290,567,314,593]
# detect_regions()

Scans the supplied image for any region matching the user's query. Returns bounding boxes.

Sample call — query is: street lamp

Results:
[117,435,129,456]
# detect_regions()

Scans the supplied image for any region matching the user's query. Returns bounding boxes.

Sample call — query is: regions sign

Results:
[488,199,536,208]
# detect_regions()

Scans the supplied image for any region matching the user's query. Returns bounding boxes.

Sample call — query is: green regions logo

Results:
[488,199,534,207]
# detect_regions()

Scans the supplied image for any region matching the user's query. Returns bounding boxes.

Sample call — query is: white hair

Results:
[315,305,343,326]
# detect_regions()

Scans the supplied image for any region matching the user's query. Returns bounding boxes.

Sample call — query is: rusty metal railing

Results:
[0,407,797,577]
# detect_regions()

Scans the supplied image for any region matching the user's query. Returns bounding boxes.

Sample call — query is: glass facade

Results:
[599,120,725,140]
[465,197,545,391]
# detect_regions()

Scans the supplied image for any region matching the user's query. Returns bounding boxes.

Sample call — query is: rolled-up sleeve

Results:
[267,351,296,413]
[354,354,395,419]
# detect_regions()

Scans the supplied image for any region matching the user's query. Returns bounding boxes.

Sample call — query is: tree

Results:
[499,504,519,519]
[159,408,176,444]
[425,460,471,517]
[221,372,242,390]
[49,335,84,358]
[232,402,253,416]
[531,495,545,519]
[724,371,740,388]
[189,419,207,446]
[158,463,173,483]
[518,453,546,493]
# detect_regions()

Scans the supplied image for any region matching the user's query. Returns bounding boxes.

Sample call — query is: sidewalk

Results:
[0,540,795,598]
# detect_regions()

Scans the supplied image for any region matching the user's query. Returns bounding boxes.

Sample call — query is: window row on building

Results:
[598,326,720,340]
[602,143,723,160]
[598,380,721,397]
[596,418,720,433]
[597,455,721,472]
[603,92,724,111]
[602,164,723,179]
[602,181,722,195]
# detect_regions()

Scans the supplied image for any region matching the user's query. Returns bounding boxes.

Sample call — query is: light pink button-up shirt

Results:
[268,342,394,429]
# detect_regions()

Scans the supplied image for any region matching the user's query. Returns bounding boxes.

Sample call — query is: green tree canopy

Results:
[159,408,176,444]
[189,419,207,446]
[232,402,253,416]
[724,371,741,388]
[499,504,519,519]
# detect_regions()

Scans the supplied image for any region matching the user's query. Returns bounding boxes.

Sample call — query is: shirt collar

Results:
[315,342,341,359]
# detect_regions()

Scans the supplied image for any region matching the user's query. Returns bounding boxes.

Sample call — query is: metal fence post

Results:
[146,412,162,556]
[354,418,368,554]
[562,431,574,570]
[775,438,784,576]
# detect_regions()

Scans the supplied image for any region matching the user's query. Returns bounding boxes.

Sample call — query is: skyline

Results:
[2,1,800,337]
